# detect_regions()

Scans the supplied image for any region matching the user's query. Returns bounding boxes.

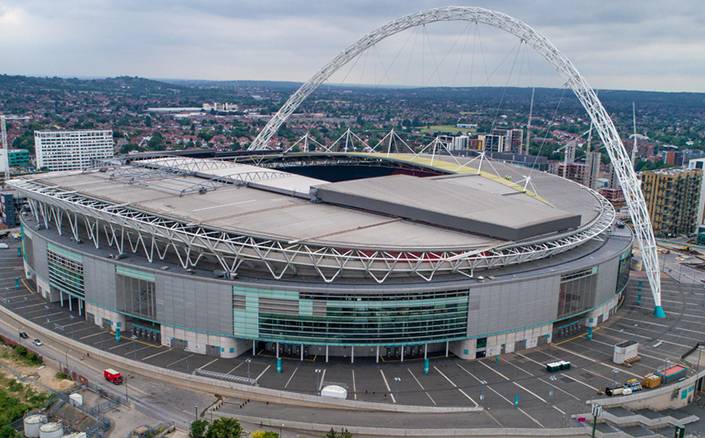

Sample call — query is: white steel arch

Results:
[248,6,664,317]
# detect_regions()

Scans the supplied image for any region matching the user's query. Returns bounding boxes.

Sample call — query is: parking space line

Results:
[603,325,691,349]
[256,364,271,382]
[560,372,600,392]
[515,352,544,367]
[456,363,487,384]
[351,369,357,400]
[514,381,547,403]
[13,302,45,310]
[553,405,567,415]
[226,362,244,375]
[379,369,397,403]
[502,356,534,376]
[591,336,678,361]
[519,408,544,428]
[166,353,194,368]
[407,368,437,406]
[108,341,133,351]
[198,357,220,371]
[537,378,581,401]
[79,331,105,340]
[477,359,509,380]
[142,348,173,361]
[552,345,642,378]
[284,367,298,389]
[433,365,478,407]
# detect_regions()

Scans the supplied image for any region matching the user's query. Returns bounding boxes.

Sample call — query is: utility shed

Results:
[312,174,581,241]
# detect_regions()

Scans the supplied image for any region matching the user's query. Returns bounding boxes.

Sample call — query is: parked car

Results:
[32,339,43,347]
[19,331,29,339]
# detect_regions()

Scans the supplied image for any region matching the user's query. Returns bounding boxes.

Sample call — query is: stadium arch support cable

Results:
[248,6,664,317]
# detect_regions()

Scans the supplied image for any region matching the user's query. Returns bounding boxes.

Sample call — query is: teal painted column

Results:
[115,322,121,343]
[276,357,283,373]
[423,358,430,375]
[586,326,593,341]
[654,306,667,319]
[15,278,20,289]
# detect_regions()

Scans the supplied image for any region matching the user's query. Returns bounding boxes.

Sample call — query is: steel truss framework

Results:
[13,177,614,284]
[247,6,663,312]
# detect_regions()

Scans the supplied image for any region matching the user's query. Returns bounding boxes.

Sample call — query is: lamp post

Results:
[194,405,199,420]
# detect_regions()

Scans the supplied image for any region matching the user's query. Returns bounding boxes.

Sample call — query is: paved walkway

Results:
[1,239,704,430]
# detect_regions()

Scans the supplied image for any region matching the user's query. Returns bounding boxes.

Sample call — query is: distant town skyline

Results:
[1,0,704,92]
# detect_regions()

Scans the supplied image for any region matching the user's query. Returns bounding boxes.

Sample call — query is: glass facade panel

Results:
[616,250,632,294]
[557,267,597,318]
[234,286,469,345]
[116,274,157,319]
[47,249,85,298]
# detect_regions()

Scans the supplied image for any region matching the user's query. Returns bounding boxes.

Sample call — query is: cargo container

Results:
[656,364,687,384]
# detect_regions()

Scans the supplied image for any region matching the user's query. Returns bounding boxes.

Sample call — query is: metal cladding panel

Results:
[313,175,582,241]
[155,274,233,337]
[595,253,621,304]
[84,257,117,310]
[467,276,560,336]
[31,235,49,280]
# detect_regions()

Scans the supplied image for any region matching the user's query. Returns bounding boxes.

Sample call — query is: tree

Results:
[206,418,242,438]
[145,115,153,127]
[324,429,352,438]
[250,431,278,438]
[190,419,209,438]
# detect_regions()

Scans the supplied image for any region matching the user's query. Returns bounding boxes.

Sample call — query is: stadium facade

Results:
[11,153,631,361]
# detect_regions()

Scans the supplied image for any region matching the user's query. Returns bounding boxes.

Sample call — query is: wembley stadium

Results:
[9,151,632,361]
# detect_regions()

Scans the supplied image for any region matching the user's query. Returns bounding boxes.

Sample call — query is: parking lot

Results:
[1,238,703,429]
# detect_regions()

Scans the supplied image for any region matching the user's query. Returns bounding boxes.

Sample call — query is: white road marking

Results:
[226,362,244,375]
[537,378,581,401]
[514,381,547,403]
[477,359,510,380]
[552,345,642,378]
[379,369,396,404]
[79,331,107,340]
[317,369,326,391]
[553,405,567,415]
[166,353,194,368]
[560,372,600,392]
[407,368,437,406]
[603,326,691,349]
[107,341,133,351]
[351,369,357,400]
[198,357,220,371]
[456,363,487,384]
[433,365,478,407]
[284,367,298,389]
[255,364,271,382]
[502,356,534,376]
[484,384,544,428]
[142,348,173,361]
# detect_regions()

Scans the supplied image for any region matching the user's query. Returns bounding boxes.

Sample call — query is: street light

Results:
[245,358,252,381]
[194,405,199,421]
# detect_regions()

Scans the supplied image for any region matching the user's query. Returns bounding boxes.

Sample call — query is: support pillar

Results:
[424,344,428,359]
[252,339,256,356]
[351,346,354,364]
[376,346,379,364]
[276,342,279,359]
[59,291,64,307]
[446,341,449,357]
[586,326,593,341]
[68,296,72,312]
[325,345,329,363]
[401,345,404,362]
[300,344,304,361]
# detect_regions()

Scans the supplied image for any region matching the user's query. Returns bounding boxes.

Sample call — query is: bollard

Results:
[586,326,593,341]
[17,247,22,257]
[15,278,20,289]
[115,322,121,343]
[423,358,430,375]
[514,391,520,407]
[276,357,283,373]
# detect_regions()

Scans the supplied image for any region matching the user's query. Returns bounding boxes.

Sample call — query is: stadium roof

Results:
[27,155,600,251]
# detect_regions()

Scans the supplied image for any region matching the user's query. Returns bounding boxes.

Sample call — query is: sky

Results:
[1,0,704,92]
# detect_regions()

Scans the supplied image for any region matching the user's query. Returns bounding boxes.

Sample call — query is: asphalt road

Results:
[1,238,704,432]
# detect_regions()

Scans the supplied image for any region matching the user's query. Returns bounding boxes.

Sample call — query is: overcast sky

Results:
[1,0,703,92]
